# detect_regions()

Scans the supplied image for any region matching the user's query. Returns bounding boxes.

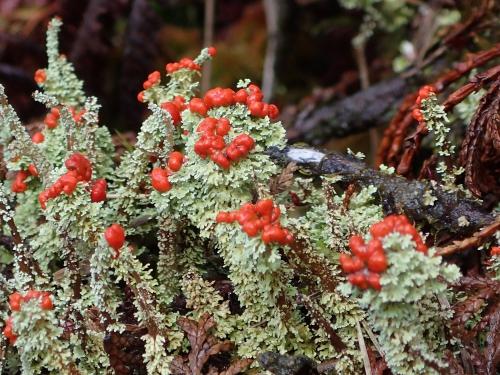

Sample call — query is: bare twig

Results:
[436,217,500,256]
[356,321,372,375]
[262,0,281,101]
[298,294,346,353]
[361,321,383,358]
[353,24,378,163]
[201,0,215,93]
[442,65,500,110]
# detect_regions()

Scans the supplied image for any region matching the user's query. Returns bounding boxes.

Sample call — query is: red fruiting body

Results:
[370,221,391,238]
[9,290,54,312]
[165,57,201,74]
[348,272,368,290]
[9,293,22,311]
[189,98,208,116]
[142,71,161,90]
[190,83,279,119]
[28,164,39,177]
[39,153,93,208]
[59,173,78,195]
[194,117,255,170]
[137,91,145,103]
[341,214,427,291]
[3,316,16,344]
[40,295,53,310]
[38,192,48,209]
[412,85,435,122]
[70,107,86,123]
[34,69,46,84]
[105,224,125,252]
[491,246,500,256]
[233,134,255,150]
[366,272,381,290]
[216,118,231,136]
[207,46,217,56]
[150,167,171,192]
[44,107,60,129]
[161,101,183,126]
[216,212,234,223]
[65,153,92,181]
[412,108,423,122]
[215,199,293,245]
[234,89,248,103]
[248,101,264,117]
[168,151,184,172]
[32,132,45,144]
[11,171,29,193]
[339,254,355,273]
[203,87,235,108]
[268,104,280,119]
[255,199,273,215]
[148,70,161,84]
[418,85,435,99]
[367,251,388,273]
[210,151,231,169]
[91,179,107,202]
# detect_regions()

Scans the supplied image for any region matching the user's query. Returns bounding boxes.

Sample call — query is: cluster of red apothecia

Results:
[412,85,436,123]
[137,71,162,102]
[32,131,44,144]
[194,117,255,170]
[165,46,215,75]
[216,199,294,245]
[150,151,185,193]
[188,84,279,120]
[159,96,186,125]
[340,215,428,291]
[491,246,500,256]
[90,178,107,202]
[3,290,54,344]
[142,71,161,90]
[38,153,107,209]
[34,69,46,84]
[137,47,216,103]
[11,166,38,193]
[34,69,85,123]
[105,223,126,258]
[43,106,85,129]
[166,58,201,74]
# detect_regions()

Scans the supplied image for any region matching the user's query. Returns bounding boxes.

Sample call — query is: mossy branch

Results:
[268,146,494,234]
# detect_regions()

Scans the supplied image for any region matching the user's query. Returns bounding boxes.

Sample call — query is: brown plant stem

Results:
[298,294,346,353]
[436,217,500,257]
[201,0,215,94]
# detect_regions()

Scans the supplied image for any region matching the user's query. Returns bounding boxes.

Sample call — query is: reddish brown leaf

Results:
[459,79,500,201]
[172,313,250,375]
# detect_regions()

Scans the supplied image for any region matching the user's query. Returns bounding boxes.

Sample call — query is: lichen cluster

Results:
[0,18,480,375]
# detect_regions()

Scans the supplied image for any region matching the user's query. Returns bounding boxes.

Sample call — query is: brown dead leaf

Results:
[459,79,500,202]
[171,313,252,375]
[270,162,297,195]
